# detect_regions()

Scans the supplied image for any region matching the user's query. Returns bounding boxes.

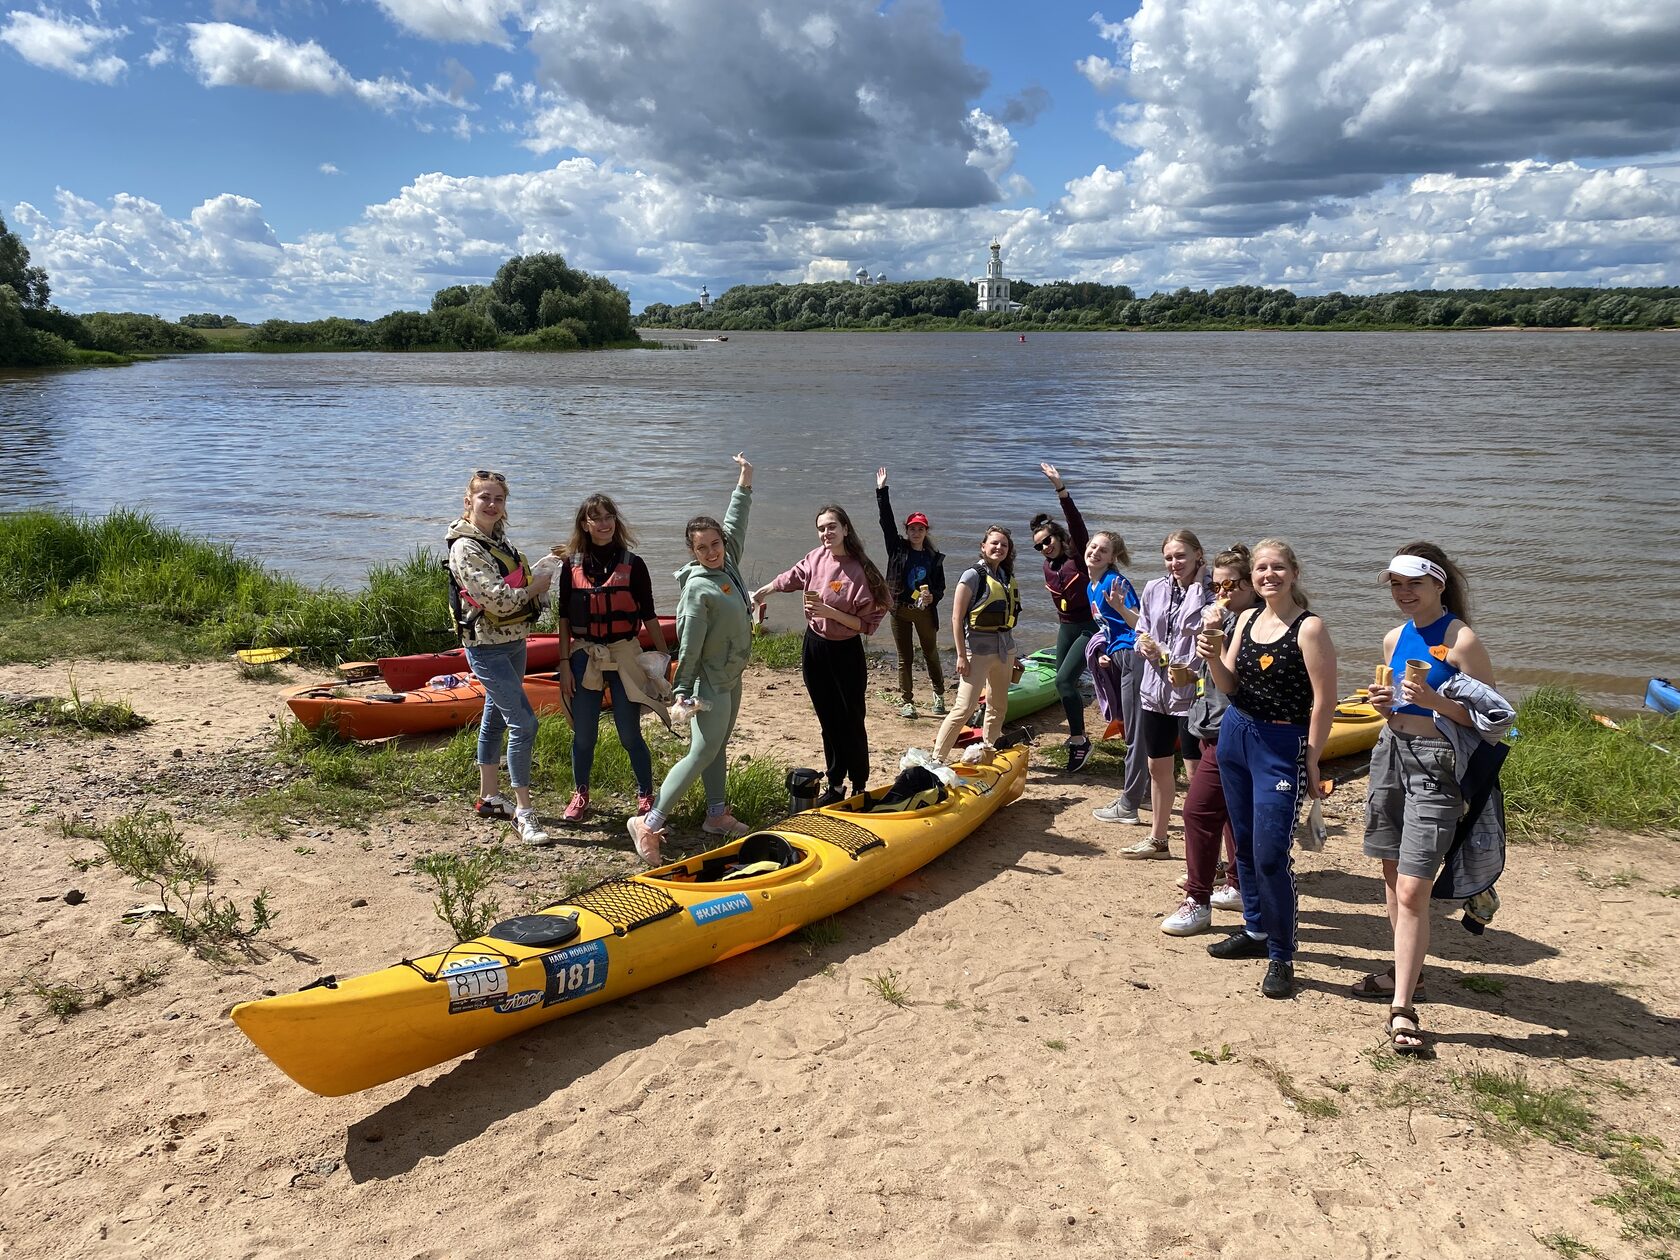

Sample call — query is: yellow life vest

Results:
[968,570,1020,632]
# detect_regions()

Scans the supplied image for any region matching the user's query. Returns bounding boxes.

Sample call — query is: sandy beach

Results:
[2,656,1676,1259]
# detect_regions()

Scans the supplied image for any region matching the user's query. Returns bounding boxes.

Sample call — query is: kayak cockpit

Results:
[645,831,818,888]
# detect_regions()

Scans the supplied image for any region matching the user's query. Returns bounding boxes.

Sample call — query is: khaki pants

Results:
[891,603,946,702]
[934,652,1012,760]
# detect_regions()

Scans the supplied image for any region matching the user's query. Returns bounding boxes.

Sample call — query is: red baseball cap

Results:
[905,512,930,527]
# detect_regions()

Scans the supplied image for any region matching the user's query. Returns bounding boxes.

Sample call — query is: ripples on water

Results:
[2,332,1676,710]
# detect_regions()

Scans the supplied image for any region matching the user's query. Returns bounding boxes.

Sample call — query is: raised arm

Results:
[875,467,900,555]
[723,453,753,567]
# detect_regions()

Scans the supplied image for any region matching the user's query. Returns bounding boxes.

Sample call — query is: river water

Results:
[2,331,1676,710]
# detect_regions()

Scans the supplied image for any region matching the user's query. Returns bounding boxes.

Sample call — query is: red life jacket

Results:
[568,551,643,641]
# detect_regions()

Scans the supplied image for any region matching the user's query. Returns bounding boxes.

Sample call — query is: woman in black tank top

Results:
[1198,539,1337,1001]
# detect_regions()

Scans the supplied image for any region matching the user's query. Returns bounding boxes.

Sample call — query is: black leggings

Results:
[802,629,870,791]
[1055,617,1099,738]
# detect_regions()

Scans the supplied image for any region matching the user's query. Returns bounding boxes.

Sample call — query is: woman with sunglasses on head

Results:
[753,504,889,805]
[554,493,670,823]
[1199,539,1337,1000]
[445,469,555,845]
[876,466,948,719]
[1124,530,1215,860]
[1029,461,1099,772]
[1359,544,1499,1054]
[1159,545,1254,936]
[627,455,755,866]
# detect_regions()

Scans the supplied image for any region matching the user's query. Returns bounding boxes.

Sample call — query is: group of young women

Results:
[1067,523,1501,1051]
[447,460,1503,1051]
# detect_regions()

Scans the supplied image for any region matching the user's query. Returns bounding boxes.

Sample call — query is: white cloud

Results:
[0,9,127,84]
[521,0,997,212]
[1079,0,1680,235]
[183,21,467,114]
[371,0,525,47]
[319,162,340,175]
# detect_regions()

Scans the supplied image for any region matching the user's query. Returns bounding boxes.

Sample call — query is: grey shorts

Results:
[1362,727,1464,881]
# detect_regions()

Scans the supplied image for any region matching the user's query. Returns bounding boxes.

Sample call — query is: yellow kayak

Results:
[231,747,1029,1096]
[1323,691,1384,761]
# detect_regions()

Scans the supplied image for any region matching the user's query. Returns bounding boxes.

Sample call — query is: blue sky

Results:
[3,1,1678,320]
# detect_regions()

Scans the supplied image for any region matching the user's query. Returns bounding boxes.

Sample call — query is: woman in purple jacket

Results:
[1125,529,1214,859]
[1029,461,1100,773]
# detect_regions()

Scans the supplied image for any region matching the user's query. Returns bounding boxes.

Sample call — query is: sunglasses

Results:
[473,469,507,484]
[1032,538,1055,552]
[1211,578,1243,593]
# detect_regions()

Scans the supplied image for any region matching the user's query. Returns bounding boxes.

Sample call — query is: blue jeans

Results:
[568,649,655,794]
[1218,706,1307,962]
[465,639,538,789]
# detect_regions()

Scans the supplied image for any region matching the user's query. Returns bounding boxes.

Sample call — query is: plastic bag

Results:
[1294,797,1327,852]
[668,695,711,727]
[637,650,672,685]
[900,746,958,787]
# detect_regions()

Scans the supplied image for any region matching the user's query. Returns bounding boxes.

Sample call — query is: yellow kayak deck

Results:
[231,747,1028,1096]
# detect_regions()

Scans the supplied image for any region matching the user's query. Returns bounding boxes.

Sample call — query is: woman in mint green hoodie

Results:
[628,453,755,865]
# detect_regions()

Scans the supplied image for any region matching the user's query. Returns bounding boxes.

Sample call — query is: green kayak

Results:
[971,645,1060,726]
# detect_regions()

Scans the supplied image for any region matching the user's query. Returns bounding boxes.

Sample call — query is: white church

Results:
[976,239,1024,312]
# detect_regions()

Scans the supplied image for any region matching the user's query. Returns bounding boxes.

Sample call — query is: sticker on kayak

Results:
[442,955,509,1014]
[542,939,609,1007]
[494,990,543,1015]
[689,892,753,926]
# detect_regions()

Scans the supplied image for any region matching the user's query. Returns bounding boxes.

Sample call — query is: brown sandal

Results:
[1350,965,1426,1002]
[1387,1005,1427,1056]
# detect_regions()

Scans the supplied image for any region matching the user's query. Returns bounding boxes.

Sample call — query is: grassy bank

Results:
[0,508,451,666]
[1504,687,1680,839]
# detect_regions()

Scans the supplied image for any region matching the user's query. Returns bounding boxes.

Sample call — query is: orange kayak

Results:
[377,616,677,691]
[284,676,566,741]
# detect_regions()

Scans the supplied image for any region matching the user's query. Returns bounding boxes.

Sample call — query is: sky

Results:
[3,0,1679,320]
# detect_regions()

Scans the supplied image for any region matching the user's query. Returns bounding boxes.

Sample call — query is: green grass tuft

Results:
[749,629,804,669]
[1458,973,1508,996]
[865,969,909,1006]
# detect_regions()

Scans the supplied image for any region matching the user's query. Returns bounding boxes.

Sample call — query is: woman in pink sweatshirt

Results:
[754,504,888,805]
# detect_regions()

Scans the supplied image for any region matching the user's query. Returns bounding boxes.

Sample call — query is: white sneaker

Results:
[1210,884,1244,912]
[1092,797,1142,824]
[514,807,550,845]
[1160,897,1212,936]
[900,702,917,718]
[1120,837,1171,859]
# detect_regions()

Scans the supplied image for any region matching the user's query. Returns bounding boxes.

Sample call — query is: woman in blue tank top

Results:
[1358,543,1496,1055]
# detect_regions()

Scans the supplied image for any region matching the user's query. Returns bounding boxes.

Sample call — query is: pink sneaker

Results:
[626,815,664,866]
[702,810,751,838]
[636,793,655,816]
[563,790,589,822]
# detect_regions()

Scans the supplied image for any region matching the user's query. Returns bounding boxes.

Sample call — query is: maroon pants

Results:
[1182,736,1239,902]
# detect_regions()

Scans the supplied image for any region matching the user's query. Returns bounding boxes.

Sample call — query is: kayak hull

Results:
[1647,677,1678,715]
[284,676,565,741]
[231,748,1029,1096]
[377,616,677,691]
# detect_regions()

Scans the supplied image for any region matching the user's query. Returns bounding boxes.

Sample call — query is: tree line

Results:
[637,278,1680,332]
[0,215,636,367]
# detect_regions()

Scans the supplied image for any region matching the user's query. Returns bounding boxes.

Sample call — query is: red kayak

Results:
[377,616,677,691]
